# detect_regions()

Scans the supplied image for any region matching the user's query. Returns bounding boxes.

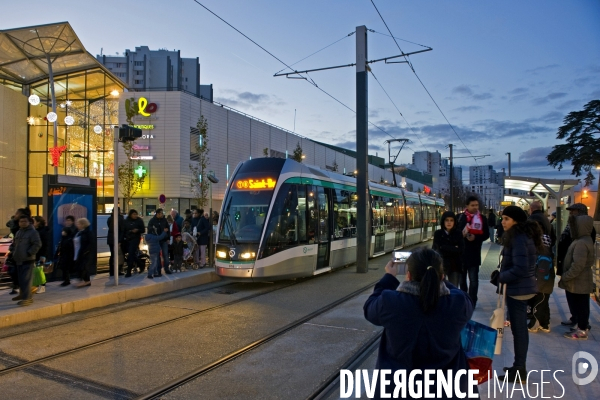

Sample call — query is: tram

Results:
[215,158,445,281]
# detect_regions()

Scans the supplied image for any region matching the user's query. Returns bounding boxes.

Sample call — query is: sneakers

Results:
[561,320,577,327]
[37,285,46,293]
[76,281,91,288]
[17,299,33,306]
[528,321,550,333]
[564,330,588,340]
[570,325,591,332]
[539,325,551,333]
[9,289,17,295]
[499,367,527,383]
[146,275,154,279]
[12,294,23,301]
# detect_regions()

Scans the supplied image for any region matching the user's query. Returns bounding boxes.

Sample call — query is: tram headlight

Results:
[217,251,227,259]
[240,252,256,260]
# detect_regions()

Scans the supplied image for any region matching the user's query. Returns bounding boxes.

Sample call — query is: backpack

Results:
[535,254,555,294]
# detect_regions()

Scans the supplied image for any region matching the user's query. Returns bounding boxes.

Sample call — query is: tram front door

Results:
[308,185,330,270]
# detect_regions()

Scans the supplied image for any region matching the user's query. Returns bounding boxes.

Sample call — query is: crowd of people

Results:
[4,206,218,306]
[369,195,597,393]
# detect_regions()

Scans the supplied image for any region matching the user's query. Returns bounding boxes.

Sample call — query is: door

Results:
[310,186,330,270]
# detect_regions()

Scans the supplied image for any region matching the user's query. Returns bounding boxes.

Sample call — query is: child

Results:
[432,211,464,287]
[172,233,185,272]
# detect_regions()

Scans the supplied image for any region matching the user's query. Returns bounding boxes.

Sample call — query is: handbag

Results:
[32,265,47,286]
[489,283,507,355]
[461,320,497,384]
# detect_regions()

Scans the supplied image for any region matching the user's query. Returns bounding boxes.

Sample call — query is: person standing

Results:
[10,215,42,306]
[55,227,75,286]
[107,208,125,277]
[363,249,474,397]
[144,228,168,279]
[198,212,211,267]
[497,206,541,383]
[63,215,77,236]
[170,209,184,232]
[488,209,497,243]
[527,201,555,333]
[458,196,490,307]
[556,203,596,277]
[73,218,95,288]
[123,209,145,277]
[147,208,171,276]
[33,216,50,293]
[559,214,595,339]
[432,211,464,287]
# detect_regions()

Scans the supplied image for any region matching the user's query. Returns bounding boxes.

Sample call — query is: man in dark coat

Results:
[488,209,496,243]
[556,203,596,277]
[147,208,171,275]
[198,211,211,267]
[123,209,145,277]
[457,196,489,307]
[107,208,125,276]
[10,215,42,306]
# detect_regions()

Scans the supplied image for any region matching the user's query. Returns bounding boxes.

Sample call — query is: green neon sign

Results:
[134,165,147,178]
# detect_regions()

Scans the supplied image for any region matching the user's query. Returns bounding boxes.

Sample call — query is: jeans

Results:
[148,250,160,277]
[528,293,550,329]
[506,296,529,368]
[565,291,590,330]
[447,272,461,287]
[159,241,170,273]
[460,262,480,305]
[489,228,495,242]
[17,262,35,301]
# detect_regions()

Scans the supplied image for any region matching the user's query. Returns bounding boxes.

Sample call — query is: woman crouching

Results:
[364,248,474,399]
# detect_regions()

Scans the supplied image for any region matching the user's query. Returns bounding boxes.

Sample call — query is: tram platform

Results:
[0,268,220,328]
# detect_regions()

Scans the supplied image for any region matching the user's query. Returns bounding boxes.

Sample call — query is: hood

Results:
[570,215,593,240]
[440,211,457,230]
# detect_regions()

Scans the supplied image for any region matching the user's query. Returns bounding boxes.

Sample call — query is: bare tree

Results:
[190,116,210,208]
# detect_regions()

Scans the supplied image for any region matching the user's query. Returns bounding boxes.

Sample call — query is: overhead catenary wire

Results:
[370,0,479,165]
[190,0,397,140]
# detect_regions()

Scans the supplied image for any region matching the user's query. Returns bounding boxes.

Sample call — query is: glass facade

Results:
[27,68,124,213]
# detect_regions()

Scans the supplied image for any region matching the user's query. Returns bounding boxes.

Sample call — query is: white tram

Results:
[215,158,444,281]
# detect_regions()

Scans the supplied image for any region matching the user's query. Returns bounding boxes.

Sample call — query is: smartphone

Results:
[392,251,411,275]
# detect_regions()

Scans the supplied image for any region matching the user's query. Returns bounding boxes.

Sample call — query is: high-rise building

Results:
[411,150,447,192]
[97,46,213,101]
[469,165,496,185]
[452,166,463,186]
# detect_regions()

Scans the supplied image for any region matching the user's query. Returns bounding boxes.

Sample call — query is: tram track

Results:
[0,280,301,377]
[133,279,380,400]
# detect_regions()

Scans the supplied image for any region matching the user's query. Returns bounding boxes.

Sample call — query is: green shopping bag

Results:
[32,265,46,286]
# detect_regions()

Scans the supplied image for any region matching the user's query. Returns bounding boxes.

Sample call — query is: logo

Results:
[572,351,598,385]
[229,249,236,258]
[138,97,157,117]
[303,247,307,254]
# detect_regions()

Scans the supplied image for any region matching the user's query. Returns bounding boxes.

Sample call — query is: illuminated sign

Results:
[140,134,154,139]
[132,124,155,130]
[130,156,154,160]
[132,145,149,150]
[235,178,276,190]
[134,165,147,178]
[500,201,514,206]
[138,97,158,116]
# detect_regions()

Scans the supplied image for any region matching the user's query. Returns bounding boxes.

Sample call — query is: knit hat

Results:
[502,205,528,223]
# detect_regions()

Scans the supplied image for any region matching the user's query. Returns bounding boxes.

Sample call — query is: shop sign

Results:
[132,124,155,130]
[132,145,149,150]
[138,97,158,117]
[130,156,154,160]
[140,134,154,139]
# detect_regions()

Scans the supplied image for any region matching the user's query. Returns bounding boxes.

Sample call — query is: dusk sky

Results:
[2,0,599,183]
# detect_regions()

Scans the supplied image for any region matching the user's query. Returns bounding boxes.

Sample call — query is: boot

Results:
[499,366,527,383]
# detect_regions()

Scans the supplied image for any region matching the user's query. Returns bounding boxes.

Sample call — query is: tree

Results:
[332,160,339,172]
[292,141,303,162]
[547,100,600,220]
[189,116,210,208]
[263,147,269,157]
[118,98,144,212]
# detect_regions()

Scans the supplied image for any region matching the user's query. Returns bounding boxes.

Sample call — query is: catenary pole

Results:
[449,144,454,212]
[356,26,368,274]
[506,152,512,195]
[113,127,119,285]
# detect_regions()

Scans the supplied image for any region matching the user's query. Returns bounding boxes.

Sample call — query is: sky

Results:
[2,0,599,184]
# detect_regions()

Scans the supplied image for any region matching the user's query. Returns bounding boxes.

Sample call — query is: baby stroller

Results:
[181,232,200,270]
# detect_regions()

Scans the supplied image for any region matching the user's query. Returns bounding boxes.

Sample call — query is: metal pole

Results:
[356,25,369,274]
[449,144,454,212]
[46,54,58,175]
[388,141,397,187]
[209,173,214,269]
[506,152,512,195]
[113,127,119,286]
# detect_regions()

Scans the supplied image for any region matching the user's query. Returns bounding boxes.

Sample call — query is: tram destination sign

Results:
[235,178,277,190]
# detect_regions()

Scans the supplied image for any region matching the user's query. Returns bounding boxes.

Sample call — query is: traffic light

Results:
[118,124,142,142]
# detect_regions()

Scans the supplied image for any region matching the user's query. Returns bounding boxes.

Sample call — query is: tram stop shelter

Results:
[503,175,579,248]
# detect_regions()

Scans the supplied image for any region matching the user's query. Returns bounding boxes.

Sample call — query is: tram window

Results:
[396,198,406,231]
[219,190,272,243]
[406,199,421,229]
[263,184,305,257]
[316,186,329,242]
[332,189,353,239]
[385,198,396,231]
[371,196,386,234]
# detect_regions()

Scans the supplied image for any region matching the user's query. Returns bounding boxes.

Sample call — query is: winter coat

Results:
[55,233,75,275]
[559,215,595,294]
[144,231,168,254]
[432,212,464,275]
[488,212,497,228]
[529,210,556,248]
[35,225,50,261]
[557,222,595,276]
[74,227,95,271]
[457,212,489,267]
[107,213,125,245]
[499,231,537,297]
[124,217,145,244]
[11,224,42,265]
[198,216,211,246]
[364,274,474,399]
[172,240,185,257]
[174,214,184,232]
[147,216,169,243]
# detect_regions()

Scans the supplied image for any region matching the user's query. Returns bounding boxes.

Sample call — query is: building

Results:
[97,46,213,101]
[452,166,463,186]
[469,183,503,211]
[469,165,495,185]
[411,150,447,193]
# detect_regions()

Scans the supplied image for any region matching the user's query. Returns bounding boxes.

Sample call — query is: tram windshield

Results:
[219,189,273,244]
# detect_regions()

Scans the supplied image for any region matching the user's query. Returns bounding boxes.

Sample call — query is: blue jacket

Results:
[144,231,168,254]
[499,232,537,297]
[364,274,474,399]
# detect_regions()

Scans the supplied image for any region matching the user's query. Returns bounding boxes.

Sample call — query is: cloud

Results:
[214,89,285,110]
[556,100,582,111]
[451,84,493,102]
[452,84,474,96]
[531,92,568,106]
[453,106,482,112]
[472,119,552,138]
[538,111,563,124]
[509,88,528,95]
[524,64,560,74]
[237,92,269,103]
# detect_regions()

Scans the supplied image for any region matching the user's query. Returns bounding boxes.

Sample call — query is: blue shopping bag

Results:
[461,320,497,384]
